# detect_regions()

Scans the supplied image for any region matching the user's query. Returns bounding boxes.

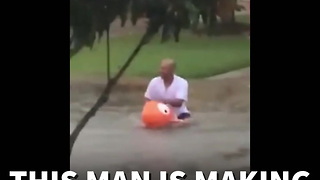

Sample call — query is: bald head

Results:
[161,58,176,68]
[160,58,176,80]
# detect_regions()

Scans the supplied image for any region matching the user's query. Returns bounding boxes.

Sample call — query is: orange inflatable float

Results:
[141,101,175,128]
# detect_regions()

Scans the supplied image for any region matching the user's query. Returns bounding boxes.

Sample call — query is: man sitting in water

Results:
[144,58,191,125]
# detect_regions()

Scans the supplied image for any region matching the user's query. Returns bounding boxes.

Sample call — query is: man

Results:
[144,58,191,125]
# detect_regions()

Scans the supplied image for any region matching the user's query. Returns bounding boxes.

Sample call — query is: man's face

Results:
[159,63,173,78]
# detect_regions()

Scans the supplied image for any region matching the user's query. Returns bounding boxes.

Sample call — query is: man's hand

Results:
[163,99,184,107]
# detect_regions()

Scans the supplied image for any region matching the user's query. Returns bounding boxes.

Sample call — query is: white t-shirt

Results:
[144,75,189,115]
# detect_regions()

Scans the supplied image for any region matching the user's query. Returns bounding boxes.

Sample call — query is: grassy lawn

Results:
[71,32,250,79]
[236,14,250,24]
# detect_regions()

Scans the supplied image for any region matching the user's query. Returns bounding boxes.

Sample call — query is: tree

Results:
[69,0,192,155]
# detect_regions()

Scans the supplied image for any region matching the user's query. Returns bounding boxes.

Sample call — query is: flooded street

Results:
[70,69,250,179]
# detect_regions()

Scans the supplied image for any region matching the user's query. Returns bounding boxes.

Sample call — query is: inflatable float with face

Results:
[141,101,174,128]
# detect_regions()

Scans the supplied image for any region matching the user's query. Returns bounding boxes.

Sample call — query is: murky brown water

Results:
[70,69,250,179]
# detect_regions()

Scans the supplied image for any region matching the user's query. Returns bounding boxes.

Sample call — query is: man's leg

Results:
[177,113,191,121]
[170,113,191,127]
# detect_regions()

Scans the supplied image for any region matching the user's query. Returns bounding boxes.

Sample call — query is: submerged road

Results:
[70,110,250,179]
[70,68,250,179]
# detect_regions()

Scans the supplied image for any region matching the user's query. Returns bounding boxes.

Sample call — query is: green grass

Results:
[71,33,250,78]
[236,14,250,24]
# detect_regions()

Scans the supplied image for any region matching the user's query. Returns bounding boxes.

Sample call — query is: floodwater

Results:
[70,69,250,179]
[70,111,249,178]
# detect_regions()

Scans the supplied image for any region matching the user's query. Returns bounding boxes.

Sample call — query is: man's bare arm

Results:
[163,99,184,107]
[164,81,188,107]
